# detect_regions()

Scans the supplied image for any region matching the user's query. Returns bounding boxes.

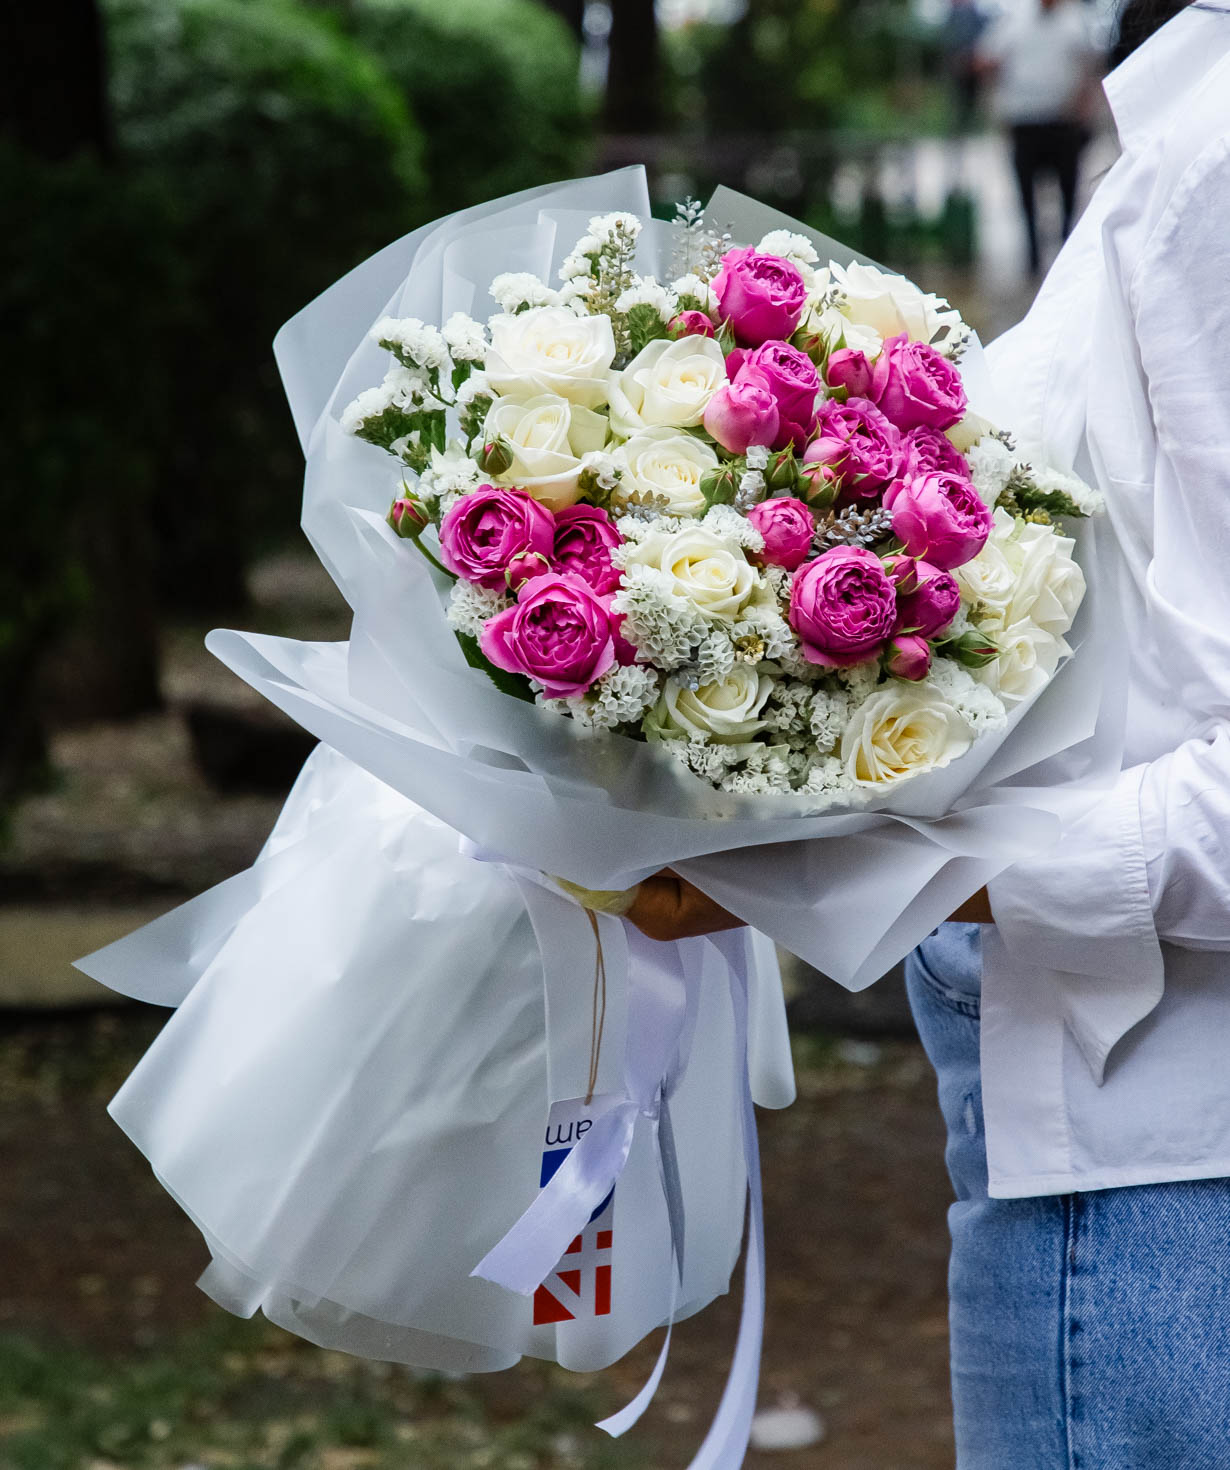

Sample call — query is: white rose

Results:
[954,536,1016,632]
[624,524,759,622]
[801,301,883,359]
[607,335,727,436]
[1003,518,1086,636]
[830,261,965,345]
[613,428,717,518]
[484,394,608,510]
[977,619,1068,704]
[485,307,615,408]
[657,664,773,743]
[946,411,996,454]
[842,681,973,788]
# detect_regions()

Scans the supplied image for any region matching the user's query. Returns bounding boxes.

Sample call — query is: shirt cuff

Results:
[987,766,1165,1083]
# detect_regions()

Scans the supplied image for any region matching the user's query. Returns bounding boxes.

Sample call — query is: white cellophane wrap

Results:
[78,170,1126,1462]
[86,743,792,1376]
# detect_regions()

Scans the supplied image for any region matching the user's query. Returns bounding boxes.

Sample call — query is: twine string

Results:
[584,908,608,1106]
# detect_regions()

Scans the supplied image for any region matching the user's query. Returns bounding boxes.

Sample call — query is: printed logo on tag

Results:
[532,1097,614,1325]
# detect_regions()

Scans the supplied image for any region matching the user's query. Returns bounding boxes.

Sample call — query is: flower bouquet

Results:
[80,170,1119,1467]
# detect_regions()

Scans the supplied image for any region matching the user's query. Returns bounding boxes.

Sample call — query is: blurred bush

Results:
[339,0,590,217]
[103,0,427,614]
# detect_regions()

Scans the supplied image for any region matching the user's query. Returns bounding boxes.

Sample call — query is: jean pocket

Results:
[908,938,982,1020]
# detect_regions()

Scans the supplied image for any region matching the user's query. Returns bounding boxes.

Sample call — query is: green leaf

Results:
[454,631,536,703]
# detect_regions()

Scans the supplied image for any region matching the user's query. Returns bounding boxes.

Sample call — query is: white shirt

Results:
[979,3,1230,1198]
[981,0,1099,124]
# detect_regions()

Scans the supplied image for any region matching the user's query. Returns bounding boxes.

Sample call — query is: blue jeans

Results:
[906,923,1230,1469]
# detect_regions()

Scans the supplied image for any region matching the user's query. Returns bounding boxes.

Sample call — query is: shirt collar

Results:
[1104,2,1230,147]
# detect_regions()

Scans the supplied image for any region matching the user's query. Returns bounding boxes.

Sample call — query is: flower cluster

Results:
[342,213,1099,801]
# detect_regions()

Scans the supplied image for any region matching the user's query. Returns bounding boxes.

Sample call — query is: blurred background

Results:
[0,0,1129,1465]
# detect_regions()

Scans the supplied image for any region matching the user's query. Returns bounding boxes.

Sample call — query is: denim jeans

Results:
[906,923,1230,1469]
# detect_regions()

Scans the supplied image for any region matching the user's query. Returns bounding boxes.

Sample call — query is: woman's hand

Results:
[625,871,745,942]
[949,887,994,924]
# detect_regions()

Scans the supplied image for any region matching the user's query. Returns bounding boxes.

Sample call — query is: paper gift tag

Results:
[532,1095,618,1326]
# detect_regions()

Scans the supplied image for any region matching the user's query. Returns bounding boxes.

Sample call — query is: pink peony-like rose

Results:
[479,572,617,697]
[789,545,898,667]
[825,347,875,400]
[894,558,961,638]
[669,310,716,339]
[747,496,815,571]
[439,485,555,590]
[885,471,992,571]
[869,333,967,432]
[739,341,821,449]
[703,369,780,453]
[802,397,904,500]
[713,246,808,347]
[552,504,622,595]
[903,424,970,481]
[885,634,932,681]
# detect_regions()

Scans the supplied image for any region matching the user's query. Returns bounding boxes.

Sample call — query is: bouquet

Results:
[345,204,1100,806]
[81,171,1120,1469]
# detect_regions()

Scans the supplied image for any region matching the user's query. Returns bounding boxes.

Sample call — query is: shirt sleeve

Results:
[987,134,1230,1080]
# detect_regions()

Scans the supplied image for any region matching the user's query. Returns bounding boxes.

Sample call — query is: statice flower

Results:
[446,580,512,639]
[615,277,676,323]
[966,435,1016,507]
[756,230,820,269]
[542,663,662,732]
[925,656,1007,734]
[489,272,560,314]
[442,312,488,363]
[372,317,451,373]
[613,567,709,668]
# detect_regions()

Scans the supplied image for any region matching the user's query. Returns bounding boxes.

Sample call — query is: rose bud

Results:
[387,493,429,539]
[737,341,822,449]
[746,496,815,571]
[702,370,780,454]
[668,310,716,339]
[825,347,875,400]
[765,447,803,495]
[885,633,932,681]
[883,552,921,597]
[700,463,740,506]
[944,628,999,668]
[478,436,515,476]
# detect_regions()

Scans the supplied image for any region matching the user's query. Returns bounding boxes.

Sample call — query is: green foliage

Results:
[455,631,536,704]
[338,0,590,216]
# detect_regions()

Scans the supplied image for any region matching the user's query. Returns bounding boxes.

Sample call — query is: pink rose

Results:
[739,342,821,449]
[479,572,616,698]
[825,347,875,400]
[903,424,970,481]
[789,545,898,668]
[703,369,780,453]
[552,504,622,595]
[439,485,555,590]
[891,558,961,638]
[747,497,815,571]
[802,398,904,500]
[669,310,716,339]
[885,471,992,571]
[869,333,967,432]
[713,246,808,347]
[885,634,932,681]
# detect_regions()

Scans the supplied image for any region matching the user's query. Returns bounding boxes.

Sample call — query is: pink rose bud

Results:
[883,552,921,597]
[738,342,822,450]
[552,504,622,595]
[438,485,555,590]
[895,559,961,638]
[885,634,932,681]
[669,310,716,339]
[387,493,429,539]
[869,333,968,432]
[884,471,992,571]
[479,572,617,698]
[478,437,514,475]
[703,369,780,454]
[747,496,815,572]
[713,246,808,347]
[789,545,898,668]
[825,347,875,400]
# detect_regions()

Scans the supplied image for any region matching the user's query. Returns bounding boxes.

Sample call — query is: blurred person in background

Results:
[943,0,991,133]
[978,0,1104,274]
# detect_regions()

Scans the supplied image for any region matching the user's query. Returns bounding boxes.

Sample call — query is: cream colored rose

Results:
[485,307,615,409]
[946,412,996,454]
[624,525,759,621]
[613,428,717,518]
[1003,518,1086,636]
[830,261,965,346]
[607,335,727,436]
[801,301,883,358]
[977,620,1068,705]
[656,664,773,743]
[954,537,1016,632]
[842,682,973,788]
[484,394,608,510]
